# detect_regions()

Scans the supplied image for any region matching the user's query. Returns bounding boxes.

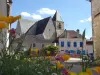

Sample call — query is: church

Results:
[16,11,83,51]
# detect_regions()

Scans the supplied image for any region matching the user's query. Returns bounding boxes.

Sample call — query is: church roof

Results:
[26,17,51,35]
[52,11,63,22]
[16,19,36,34]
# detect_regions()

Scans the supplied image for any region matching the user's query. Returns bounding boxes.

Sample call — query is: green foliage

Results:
[41,45,60,56]
[43,45,59,52]
[0,53,62,75]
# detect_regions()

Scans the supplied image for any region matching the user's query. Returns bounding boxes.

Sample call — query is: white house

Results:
[58,29,87,56]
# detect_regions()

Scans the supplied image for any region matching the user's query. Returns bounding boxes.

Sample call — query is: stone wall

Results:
[92,0,100,58]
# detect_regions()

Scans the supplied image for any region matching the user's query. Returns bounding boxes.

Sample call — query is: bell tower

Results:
[52,11,64,37]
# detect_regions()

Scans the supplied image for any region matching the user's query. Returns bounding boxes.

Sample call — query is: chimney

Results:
[76,29,80,38]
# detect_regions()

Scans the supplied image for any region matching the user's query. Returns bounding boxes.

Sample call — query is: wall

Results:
[86,45,93,54]
[92,0,100,58]
[0,0,8,49]
[59,38,86,51]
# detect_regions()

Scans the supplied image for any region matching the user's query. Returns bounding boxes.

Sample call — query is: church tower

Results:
[52,11,64,37]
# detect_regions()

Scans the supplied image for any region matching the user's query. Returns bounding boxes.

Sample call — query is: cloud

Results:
[21,12,43,20]
[37,8,56,15]
[21,12,31,17]
[80,16,91,23]
[85,36,90,39]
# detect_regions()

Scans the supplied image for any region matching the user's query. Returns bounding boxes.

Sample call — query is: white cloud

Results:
[80,16,91,23]
[37,8,56,15]
[21,12,43,20]
[32,14,43,20]
[21,12,31,17]
[85,36,90,39]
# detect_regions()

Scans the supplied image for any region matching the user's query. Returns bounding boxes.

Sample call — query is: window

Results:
[80,42,83,47]
[61,41,64,47]
[73,42,77,47]
[33,43,36,47]
[70,50,74,54]
[58,23,61,29]
[67,41,71,47]
[42,44,44,48]
[76,50,81,54]
[82,50,85,55]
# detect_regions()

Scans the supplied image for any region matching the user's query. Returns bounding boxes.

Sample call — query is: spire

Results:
[52,11,63,22]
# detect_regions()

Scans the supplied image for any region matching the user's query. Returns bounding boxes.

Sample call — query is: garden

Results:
[0,15,100,75]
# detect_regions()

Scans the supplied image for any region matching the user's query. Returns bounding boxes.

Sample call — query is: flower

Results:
[36,48,39,53]
[86,68,93,75]
[0,21,8,29]
[57,61,64,69]
[79,72,89,75]
[52,66,56,69]
[62,54,70,61]
[69,72,77,75]
[47,56,52,60]
[93,67,100,74]
[47,51,51,55]
[62,69,69,75]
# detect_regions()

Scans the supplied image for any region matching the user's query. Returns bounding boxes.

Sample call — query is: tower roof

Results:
[52,11,63,22]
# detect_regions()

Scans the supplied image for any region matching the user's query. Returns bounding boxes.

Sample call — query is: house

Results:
[58,29,87,56]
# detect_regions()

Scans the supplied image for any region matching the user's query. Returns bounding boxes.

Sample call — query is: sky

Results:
[11,0,92,39]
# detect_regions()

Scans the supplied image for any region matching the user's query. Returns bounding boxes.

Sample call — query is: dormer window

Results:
[58,23,61,29]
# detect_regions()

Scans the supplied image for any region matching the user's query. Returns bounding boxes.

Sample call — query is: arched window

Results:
[33,43,36,47]
[42,44,44,48]
[58,23,61,29]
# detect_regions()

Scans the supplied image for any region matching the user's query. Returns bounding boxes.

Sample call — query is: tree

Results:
[42,45,60,56]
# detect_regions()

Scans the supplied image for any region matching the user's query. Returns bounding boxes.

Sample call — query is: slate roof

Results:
[26,17,51,35]
[52,11,63,22]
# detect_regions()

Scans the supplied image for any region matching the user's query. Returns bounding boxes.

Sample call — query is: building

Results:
[16,11,84,52]
[86,40,93,54]
[58,29,87,56]
[92,0,100,58]
[16,11,65,50]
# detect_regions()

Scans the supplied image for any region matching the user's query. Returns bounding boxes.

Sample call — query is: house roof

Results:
[26,17,51,35]
[86,41,93,45]
[52,30,82,43]
[52,11,63,22]
[17,19,36,34]
[59,30,82,38]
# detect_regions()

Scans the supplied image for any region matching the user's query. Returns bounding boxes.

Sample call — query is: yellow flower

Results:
[47,51,51,54]
[86,68,93,75]
[47,56,52,60]
[69,72,77,75]
[57,64,64,69]
[93,67,100,74]
[79,72,89,75]
[52,66,56,69]
[36,48,39,53]
[0,21,8,29]
[57,61,64,69]
[62,54,70,61]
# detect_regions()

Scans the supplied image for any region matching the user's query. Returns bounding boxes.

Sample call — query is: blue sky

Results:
[11,0,92,39]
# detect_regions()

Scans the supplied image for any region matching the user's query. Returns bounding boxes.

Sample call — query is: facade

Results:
[86,40,93,54]
[16,11,64,50]
[58,29,87,56]
[92,0,100,58]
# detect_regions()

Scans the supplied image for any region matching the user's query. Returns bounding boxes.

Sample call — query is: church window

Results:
[33,43,36,47]
[58,23,61,29]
